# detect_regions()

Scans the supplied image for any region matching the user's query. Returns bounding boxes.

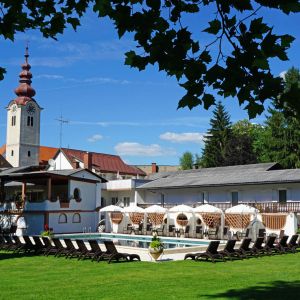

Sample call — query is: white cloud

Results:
[160,132,205,144]
[36,74,65,80]
[87,134,103,143]
[279,70,287,80]
[114,142,176,157]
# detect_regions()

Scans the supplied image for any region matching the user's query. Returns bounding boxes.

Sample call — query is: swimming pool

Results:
[55,233,211,249]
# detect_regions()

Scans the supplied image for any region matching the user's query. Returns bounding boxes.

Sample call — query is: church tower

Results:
[6,47,42,167]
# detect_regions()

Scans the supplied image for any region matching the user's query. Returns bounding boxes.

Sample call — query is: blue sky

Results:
[0,6,299,165]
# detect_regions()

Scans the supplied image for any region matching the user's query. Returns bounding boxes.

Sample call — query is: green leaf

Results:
[0,67,6,81]
[67,17,80,30]
[203,19,221,35]
[202,93,215,109]
[280,34,295,48]
[253,57,269,70]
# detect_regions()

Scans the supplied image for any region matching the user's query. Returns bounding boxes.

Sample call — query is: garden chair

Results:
[168,225,175,237]
[22,236,39,253]
[208,227,219,239]
[103,240,140,264]
[194,226,203,239]
[32,236,47,254]
[272,235,289,254]
[184,225,190,238]
[134,223,144,235]
[11,235,26,253]
[156,225,165,236]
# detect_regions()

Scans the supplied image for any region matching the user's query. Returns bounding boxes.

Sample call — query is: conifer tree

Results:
[200,102,231,168]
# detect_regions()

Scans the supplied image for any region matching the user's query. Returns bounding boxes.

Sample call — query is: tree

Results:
[179,151,194,170]
[224,134,257,166]
[200,101,231,167]
[0,1,300,116]
[261,67,300,168]
[232,119,267,162]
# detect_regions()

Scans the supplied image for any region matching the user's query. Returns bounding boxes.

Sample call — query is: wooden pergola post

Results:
[47,177,52,201]
[21,182,27,208]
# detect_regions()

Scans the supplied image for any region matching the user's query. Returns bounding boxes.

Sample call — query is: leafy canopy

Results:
[1,0,300,117]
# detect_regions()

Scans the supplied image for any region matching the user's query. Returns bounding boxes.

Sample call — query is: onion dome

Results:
[14,46,36,105]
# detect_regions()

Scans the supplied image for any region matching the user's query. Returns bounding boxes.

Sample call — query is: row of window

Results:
[103,197,130,207]
[11,116,34,127]
[58,213,81,224]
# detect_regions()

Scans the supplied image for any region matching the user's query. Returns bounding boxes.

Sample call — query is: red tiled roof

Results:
[62,148,145,176]
[0,144,145,176]
[0,154,11,168]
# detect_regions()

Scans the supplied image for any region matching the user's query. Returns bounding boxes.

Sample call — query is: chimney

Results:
[72,159,80,169]
[151,162,158,173]
[83,152,92,170]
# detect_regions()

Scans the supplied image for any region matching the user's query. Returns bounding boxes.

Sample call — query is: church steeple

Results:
[6,47,41,167]
[14,46,36,105]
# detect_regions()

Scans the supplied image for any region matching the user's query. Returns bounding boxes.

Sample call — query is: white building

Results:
[0,167,103,235]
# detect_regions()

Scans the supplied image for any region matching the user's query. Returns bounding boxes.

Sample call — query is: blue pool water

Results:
[55,233,211,249]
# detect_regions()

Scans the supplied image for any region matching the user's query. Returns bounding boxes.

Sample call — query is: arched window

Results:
[73,188,81,202]
[31,117,34,127]
[72,213,81,223]
[176,213,188,226]
[58,213,67,224]
[27,116,31,126]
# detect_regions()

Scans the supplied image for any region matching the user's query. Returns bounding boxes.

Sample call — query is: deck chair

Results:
[88,240,106,262]
[75,240,93,260]
[236,238,254,257]
[219,239,243,260]
[251,237,267,255]
[32,236,47,254]
[1,235,15,251]
[238,228,250,240]
[23,236,39,253]
[11,236,26,253]
[103,240,140,264]
[258,228,266,241]
[263,236,277,255]
[184,241,225,263]
[52,238,68,257]
[273,235,289,254]
[63,239,81,258]
[41,237,58,256]
[286,234,299,253]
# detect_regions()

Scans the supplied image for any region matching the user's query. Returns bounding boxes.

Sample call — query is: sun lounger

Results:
[273,235,289,253]
[88,239,106,262]
[236,238,254,257]
[286,234,299,253]
[75,239,93,260]
[208,227,219,240]
[41,237,58,256]
[103,240,140,263]
[250,237,267,255]
[32,236,48,254]
[22,236,39,253]
[184,241,225,263]
[262,236,277,255]
[63,239,81,258]
[52,238,69,257]
[219,239,243,260]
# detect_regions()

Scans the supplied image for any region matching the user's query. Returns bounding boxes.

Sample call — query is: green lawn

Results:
[0,251,299,300]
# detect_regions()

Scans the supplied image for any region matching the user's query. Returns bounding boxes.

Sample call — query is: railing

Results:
[139,202,300,213]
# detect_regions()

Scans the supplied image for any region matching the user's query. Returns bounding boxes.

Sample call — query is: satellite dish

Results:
[48,159,56,168]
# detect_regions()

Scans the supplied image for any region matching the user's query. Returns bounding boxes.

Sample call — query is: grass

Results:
[0,251,300,300]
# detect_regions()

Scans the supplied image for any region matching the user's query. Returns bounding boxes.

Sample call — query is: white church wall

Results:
[48,152,72,170]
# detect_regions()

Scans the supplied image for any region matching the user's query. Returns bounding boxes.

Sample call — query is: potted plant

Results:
[40,224,53,240]
[149,232,164,261]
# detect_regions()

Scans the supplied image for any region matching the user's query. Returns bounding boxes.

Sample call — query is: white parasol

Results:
[193,204,223,214]
[99,205,123,212]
